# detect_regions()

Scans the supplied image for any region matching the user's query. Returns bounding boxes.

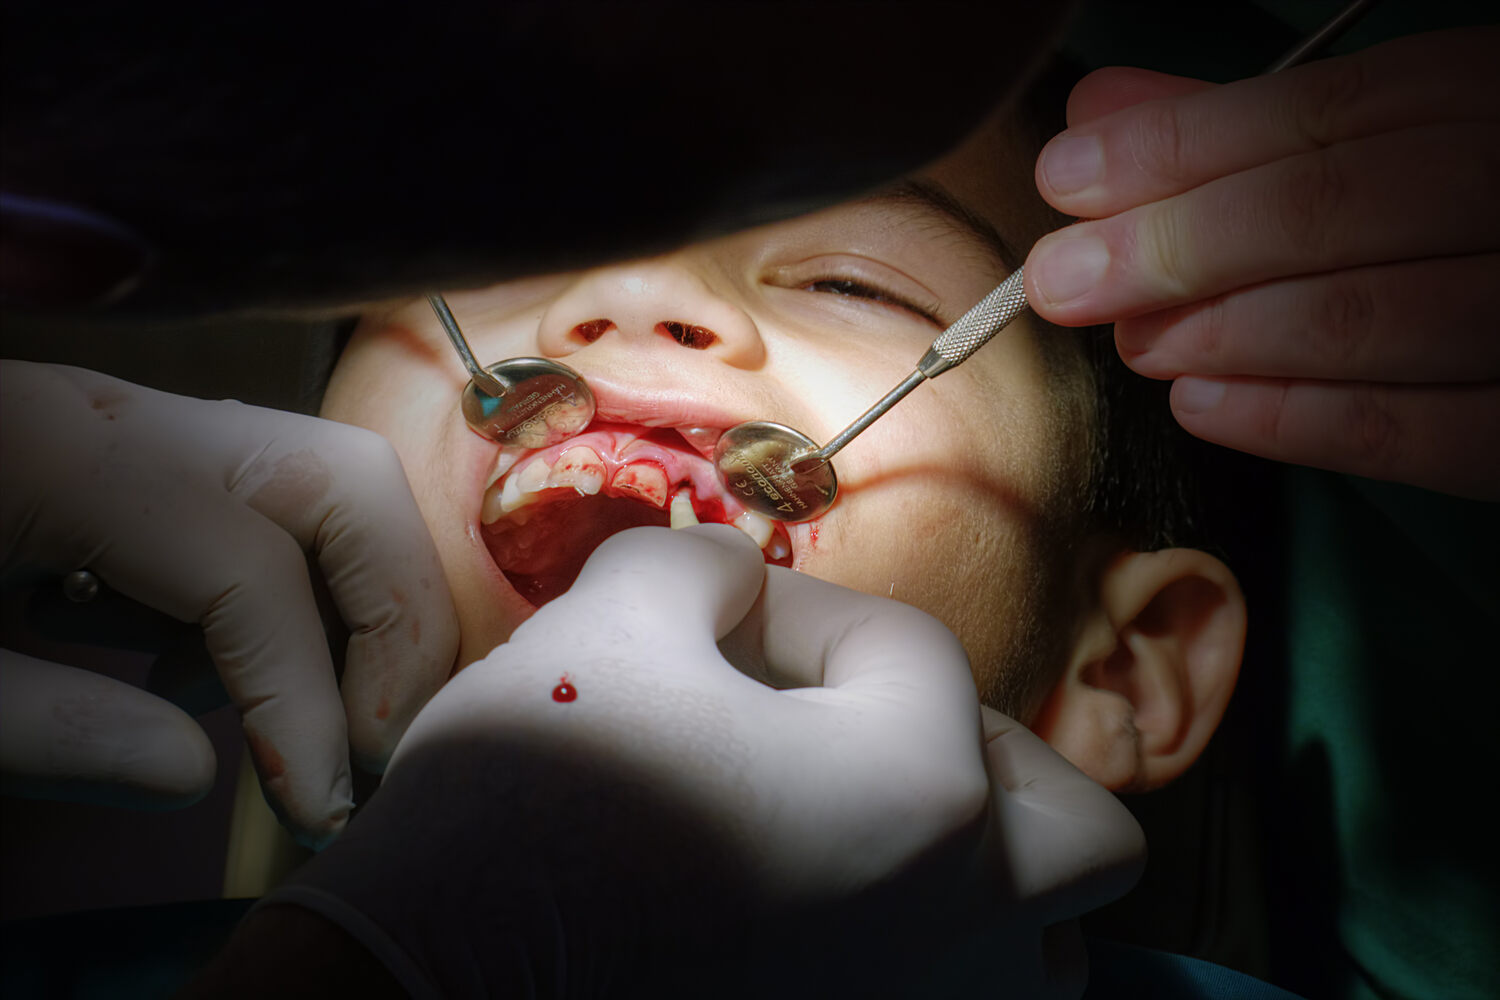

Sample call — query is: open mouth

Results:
[480,421,794,606]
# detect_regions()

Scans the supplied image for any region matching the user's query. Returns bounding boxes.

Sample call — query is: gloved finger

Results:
[746,563,977,725]
[1168,376,1500,501]
[516,524,766,655]
[1116,254,1500,382]
[1040,30,1499,219]
[1027,123,1497,326]
[979,707,1144,925]
[92,494,353,848]
[217,406,458,774]
[1063,66,1214,129]
[0,650,216,808]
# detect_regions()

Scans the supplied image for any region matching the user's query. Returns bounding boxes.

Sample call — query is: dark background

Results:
[2,0,1494,993]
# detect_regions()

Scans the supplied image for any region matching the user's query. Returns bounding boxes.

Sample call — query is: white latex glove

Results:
[266,525,1143,997]
[0,361,458,847]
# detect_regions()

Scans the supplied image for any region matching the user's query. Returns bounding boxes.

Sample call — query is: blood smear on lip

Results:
[552,674,578,702]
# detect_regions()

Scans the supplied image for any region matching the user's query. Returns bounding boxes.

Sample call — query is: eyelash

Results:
[802,277,942,326]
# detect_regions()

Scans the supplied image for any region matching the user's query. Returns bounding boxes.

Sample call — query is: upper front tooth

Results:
[546,446,605,495]
[733,510,774,548]
[670,489,700,529]
[610,462,669,507]
[487,447,526,488]
[516,457,551,493]
[497,471,536,515]
[495,457,553,515]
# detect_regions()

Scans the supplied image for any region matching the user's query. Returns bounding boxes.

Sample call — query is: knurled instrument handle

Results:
[917,266,1029,378]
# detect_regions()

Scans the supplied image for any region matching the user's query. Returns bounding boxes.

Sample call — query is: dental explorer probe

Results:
[712,0,1378,524]
[427,293,596,450]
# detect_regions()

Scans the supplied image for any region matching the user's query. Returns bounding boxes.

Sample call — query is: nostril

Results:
[657,321,717,350]
[573,318,615,343]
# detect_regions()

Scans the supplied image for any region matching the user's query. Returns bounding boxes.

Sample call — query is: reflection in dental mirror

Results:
[428,293,596,448]
[712,421,838,522]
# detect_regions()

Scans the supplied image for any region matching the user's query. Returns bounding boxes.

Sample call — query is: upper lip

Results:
[575,374,767,457]
[587,374,758,425]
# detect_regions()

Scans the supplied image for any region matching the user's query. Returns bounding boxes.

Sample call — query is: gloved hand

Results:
[264,525,1143,998]
[0,361,458,847]
[1025,26,1499,500]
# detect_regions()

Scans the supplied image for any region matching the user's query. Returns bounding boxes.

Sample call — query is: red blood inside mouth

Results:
[483,490,790,607]
[488,493,669,604]
[480,424,793,607]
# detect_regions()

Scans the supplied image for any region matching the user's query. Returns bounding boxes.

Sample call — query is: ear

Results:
[1030,549,1245,793]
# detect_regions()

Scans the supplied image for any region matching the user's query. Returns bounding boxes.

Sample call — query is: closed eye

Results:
[802,277,943,327]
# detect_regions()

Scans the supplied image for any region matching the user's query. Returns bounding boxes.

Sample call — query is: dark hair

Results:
[1015,57,1206,555]
[973,57,1211,717]
[1,2,1064,318]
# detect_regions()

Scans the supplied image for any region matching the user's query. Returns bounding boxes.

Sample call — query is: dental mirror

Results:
[428,293,596,449]
[714,268,1030,523]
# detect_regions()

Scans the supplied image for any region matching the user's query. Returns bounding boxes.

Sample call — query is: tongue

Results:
[486,494,669,605]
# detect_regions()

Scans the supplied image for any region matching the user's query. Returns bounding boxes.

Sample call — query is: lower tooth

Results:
[765,533,790,560]
[670,489,700,529]
[733,510,774,548]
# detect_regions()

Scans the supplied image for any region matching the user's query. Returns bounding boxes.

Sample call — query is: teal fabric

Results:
[1086,938,1307,999]
[1275,470,1499,999]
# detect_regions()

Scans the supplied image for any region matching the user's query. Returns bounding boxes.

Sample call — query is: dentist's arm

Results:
[1,361,458,847]
[187,525,1142,998]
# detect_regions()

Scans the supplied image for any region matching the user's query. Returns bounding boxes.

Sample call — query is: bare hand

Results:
[1025,27,1500,499]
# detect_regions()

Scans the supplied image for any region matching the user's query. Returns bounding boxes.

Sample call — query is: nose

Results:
[535,257,765,368]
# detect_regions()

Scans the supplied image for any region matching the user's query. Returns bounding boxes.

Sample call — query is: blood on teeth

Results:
[548,446,606,496]
[610,463,669,507]
[480,426,790,556]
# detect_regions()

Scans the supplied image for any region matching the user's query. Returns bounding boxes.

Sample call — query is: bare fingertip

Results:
[1026,234,1109,312]
[1038,133,1104,199]
[1172,377,1226,415]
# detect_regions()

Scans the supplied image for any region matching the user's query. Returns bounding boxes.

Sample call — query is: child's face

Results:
[323,135,1085,708]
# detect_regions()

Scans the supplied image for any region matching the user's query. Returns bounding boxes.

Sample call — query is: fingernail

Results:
[0,191,154,307]
[1040,133,1103,195]
[1029,235,1109,306]
[1173,377,1226,414]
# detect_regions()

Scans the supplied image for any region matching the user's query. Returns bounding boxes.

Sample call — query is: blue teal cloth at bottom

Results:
[1085,938,1307,1000]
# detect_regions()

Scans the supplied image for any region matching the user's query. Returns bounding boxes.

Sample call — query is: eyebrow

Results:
[859,178,1024,273]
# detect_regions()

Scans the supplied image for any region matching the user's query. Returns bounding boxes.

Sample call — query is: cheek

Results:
[324,335,459,463]
[795,379,1058,685]
[801,472,1032,645]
